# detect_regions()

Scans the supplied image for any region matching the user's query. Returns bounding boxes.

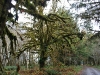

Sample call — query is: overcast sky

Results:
[11,0,100,31]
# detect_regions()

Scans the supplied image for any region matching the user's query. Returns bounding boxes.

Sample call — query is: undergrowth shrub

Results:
[46,69,61,75]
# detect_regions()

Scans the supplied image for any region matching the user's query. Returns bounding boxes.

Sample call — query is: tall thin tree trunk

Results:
[0,56,6,74]
[0,56,3,72]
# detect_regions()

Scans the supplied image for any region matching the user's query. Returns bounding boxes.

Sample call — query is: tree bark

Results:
[0,0,8,35]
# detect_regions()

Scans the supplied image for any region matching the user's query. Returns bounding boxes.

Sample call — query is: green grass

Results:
[73,66,83,72]
[4,66,17,71]
[93,65,100,70]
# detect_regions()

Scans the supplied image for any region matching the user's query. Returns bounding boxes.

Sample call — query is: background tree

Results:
[69,0,100,34]
[71,0,100,22]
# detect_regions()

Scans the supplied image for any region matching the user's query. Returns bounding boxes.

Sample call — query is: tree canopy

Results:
[71,0,100,22]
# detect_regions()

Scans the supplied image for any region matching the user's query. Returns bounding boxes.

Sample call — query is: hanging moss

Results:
[5,26,17,55]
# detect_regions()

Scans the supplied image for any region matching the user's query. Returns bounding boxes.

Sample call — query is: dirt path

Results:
[81,67,100,75]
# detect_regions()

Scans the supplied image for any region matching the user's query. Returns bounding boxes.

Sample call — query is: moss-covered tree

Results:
[22,7,85,69]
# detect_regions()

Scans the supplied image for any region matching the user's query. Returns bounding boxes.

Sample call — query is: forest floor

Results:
[6,65,100,75]
[18,65,83,75]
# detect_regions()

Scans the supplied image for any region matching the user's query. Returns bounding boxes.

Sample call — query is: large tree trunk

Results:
[0,1,7,74]
[39,46,47,70]
[0,2,8,63]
